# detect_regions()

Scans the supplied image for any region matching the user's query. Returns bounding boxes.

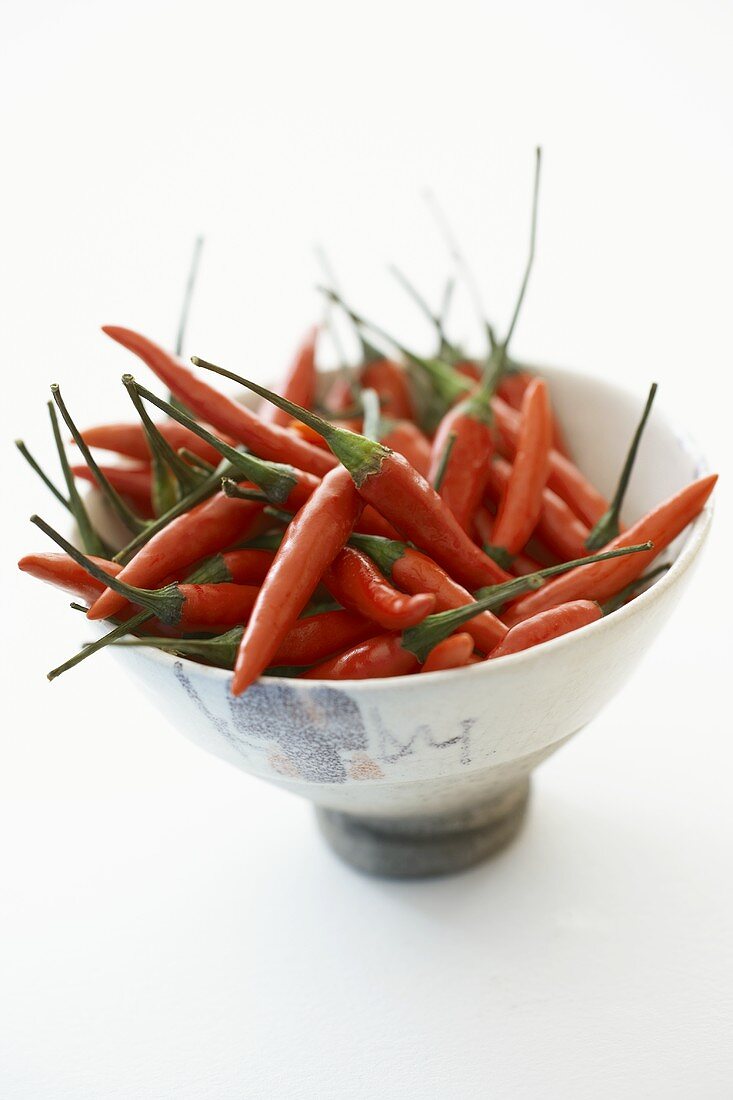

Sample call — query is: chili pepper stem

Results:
[31,514,185,625]
[220,479,268,503]
[402,541,652,662]
[503,146,542,349]
[122,374,205,498]
[47,401,107,557]
[175,235,204,357]
[51,384,147,535]
[128,377,299,503]
[48,610,150,680]
[586,383,658,550]
[388,264,460,360]
[192,357,388,488]
[15,439,70,510]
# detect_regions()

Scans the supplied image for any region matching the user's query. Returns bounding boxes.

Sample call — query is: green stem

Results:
[402,541,653,662]
[15,439,70,510]
[586,383,658,551]
[129,378,299,504]
[31,514,184,625]
[503,147,542,350]
[601,562,670,615]
[313,245,382,363]
[389,264,460,360]
[122,375,205,514]
[51,384,147,535]
[48,611,150,680]
[433,432,457,491]
[192,357,389,489]
[422,187,496,352]
[220,479,269,503]
[178,448,215,473]
[112,627,243,671]
[47,401,107,557]
[348,533,406,578]
[175,235,204,357]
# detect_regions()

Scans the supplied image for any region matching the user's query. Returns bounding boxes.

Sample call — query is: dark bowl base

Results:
[316,779,530,879]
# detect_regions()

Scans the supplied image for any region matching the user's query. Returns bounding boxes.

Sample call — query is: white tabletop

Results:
[3,2,732,1096]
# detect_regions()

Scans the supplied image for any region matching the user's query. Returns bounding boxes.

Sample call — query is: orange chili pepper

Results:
[71,463,154,517]
[485,457,590,562]
[420,632,475,672]
[503,474,717,625]
[488,378,553,561]
[77,420,226,467]
[361,358,415,420]
[489,600,602,659]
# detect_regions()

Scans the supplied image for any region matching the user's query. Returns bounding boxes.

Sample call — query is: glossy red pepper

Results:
[420,632,475,672]
[231,467,363,694]
[492,396,609,526]
[427,382,495,531]
[102,326,336,477]
[497,370,571,457]
[192,361,514,591]
[489,378,553,559]
[489,600,601,658]
[303,632,418,680]
[349,534,507,652]
[324,546,436,629]
[272,610,376,665]
[503,474,717,625]
[19,552,122,603]
[380,420,432,477]
[87,492,264,621]
[78,420,226,467]
[485,457,590,562]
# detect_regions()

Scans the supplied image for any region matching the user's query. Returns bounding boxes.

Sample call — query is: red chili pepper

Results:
[19,552,123,603]
[488,378,553,559]
[78,420,226,467]
[324,546,436,629]
[220,549,274,585]
[193,361,514,590]
[420,632,475,672]
[303,541,643,678]
[427,382,495,531]
[71,463,154,516]
[172,583,260,628]
[231,466,363,694]
[493,396,609,526]
[303,632,419,679]
[102,326,336,477]
[360,359,415,420]
[380,420,432,477]
[485,457,590,562]
[87,492,265,621]
[503,474,717,626]
[497,370,571,457]
[265,326,318,426]
[489,600,602,659]
[355,507,402,540]
[349,534,507,652]
[272,609,376,665]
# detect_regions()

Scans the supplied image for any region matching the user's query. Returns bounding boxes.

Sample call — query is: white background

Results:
[3,2,732,1097]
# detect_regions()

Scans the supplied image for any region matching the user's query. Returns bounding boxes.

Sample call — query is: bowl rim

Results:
[114,363,714,693]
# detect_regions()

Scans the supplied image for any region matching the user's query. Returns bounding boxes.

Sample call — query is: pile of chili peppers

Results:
[17,157,717,693]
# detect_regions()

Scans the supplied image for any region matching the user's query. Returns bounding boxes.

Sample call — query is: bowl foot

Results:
[315,779,530,878]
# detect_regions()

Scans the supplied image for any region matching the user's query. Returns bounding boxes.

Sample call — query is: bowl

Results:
[96,365,713,878]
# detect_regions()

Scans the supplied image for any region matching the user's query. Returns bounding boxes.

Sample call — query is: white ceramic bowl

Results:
[99,365,712,875]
